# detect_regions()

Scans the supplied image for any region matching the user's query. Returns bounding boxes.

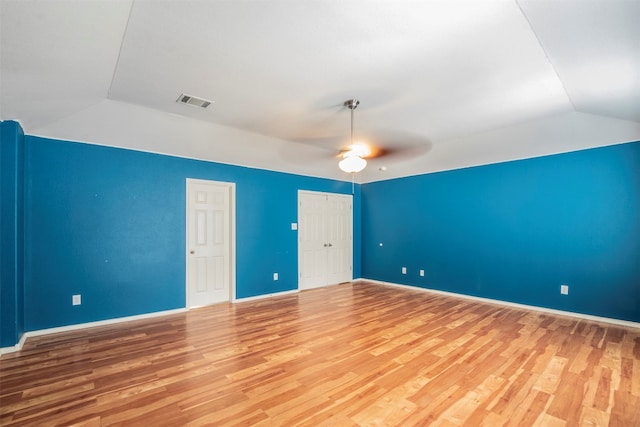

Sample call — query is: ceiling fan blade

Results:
[369,145,432,162]
[362,130,433,161]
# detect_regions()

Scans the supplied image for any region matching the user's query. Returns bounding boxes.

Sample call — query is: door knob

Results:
[190,250,195,254]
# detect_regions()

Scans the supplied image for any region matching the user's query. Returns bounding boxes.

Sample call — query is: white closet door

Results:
[326,194,352,285]
[298,191,352,290]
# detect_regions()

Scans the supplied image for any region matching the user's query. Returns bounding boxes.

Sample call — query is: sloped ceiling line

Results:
[106,0,135,102]
[514,0,577,113]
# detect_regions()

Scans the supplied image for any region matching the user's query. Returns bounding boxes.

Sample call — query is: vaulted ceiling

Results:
[1,0,639,182]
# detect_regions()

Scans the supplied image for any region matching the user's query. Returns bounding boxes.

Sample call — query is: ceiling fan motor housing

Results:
[344,99,360,110]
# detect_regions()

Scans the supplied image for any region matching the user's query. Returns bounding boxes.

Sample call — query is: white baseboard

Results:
[364,279,640,329]
[0,308,187,355]
[0,333,29,355]
[5,279,634,356]
[234,288,299,303]
[2,289,302,355]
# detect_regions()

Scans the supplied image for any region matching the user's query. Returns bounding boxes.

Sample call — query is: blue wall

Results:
[3,122,638,347]
[23,136,361,332]
[362,141,640,322]
[1,121,25,347]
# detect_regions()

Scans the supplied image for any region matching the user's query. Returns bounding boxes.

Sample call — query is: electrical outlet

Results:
[560,284,569,295]
[401,267,407,274]
[72,294,81,306]
[420,269,425,277]
[273,273,279,281]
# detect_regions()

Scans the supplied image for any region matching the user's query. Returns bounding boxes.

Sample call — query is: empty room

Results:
[1,1,639,426]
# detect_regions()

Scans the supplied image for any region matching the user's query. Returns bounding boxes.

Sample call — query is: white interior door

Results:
[186,179,234,308]
[298,191,352,290]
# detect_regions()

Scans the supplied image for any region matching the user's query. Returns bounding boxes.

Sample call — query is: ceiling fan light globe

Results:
[339,155,367,173]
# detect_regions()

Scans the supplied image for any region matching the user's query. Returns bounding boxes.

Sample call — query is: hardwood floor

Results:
[1,282,639,426]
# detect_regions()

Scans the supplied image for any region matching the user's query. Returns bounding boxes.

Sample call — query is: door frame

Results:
[185,178,236,308]
[297,190,353,290]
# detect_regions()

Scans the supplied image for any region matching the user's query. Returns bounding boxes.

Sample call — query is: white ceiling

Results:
[1,0,639,182]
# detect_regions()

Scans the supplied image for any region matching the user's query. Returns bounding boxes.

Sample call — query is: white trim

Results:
[185,178,236,307]
[0,333,29,355]
[364,279,640,329]
[234,289,299,303]
[0,308,187,355]
[6,280,634,355]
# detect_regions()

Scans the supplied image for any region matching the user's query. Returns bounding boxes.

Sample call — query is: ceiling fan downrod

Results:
[344,99,359,146]
[338,98,367,179]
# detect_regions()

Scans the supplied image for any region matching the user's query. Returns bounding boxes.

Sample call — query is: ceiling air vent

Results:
[176,93,213,109]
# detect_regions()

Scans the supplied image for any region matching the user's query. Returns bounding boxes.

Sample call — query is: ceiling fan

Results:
[279,98,432,172]
[338,99,368,173]
[336,98,432,174]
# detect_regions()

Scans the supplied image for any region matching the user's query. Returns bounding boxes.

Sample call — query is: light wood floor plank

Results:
[1,282,638,426]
